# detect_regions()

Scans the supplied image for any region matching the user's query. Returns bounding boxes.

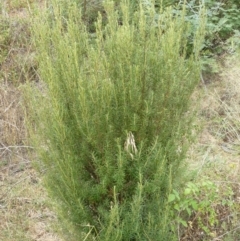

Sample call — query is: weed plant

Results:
[168,180,235,239]
[27,0,205,240]
[0,17,10,66]
[182,0,240,55]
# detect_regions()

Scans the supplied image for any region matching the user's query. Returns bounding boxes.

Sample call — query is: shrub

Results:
[181,0,240,55]
[27,0,205,240]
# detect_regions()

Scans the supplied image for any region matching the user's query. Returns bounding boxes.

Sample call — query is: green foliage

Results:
[27,0,205,240]
[0,18,10,65]
[165,0,240,74]
[183,0,240,52]
[168,180,235,238]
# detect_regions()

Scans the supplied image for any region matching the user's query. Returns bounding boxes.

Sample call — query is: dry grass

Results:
[0,82,58,241]
[191,55,240,180]
[0,0,38,84]
[0,159,61,241]
[0,85,62,241]
[0,2,63,241]
[183,55,240,241]
[0,83,25,145]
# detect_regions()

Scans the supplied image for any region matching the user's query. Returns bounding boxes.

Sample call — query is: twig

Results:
[4,99,16,113]
[0,161,31,172]
[214,180,240,185]
[196,146,212,176]
[212,225,240,240]
[0,145,34,150]
[200,72,208,93]
[0,175,30,202]
[0,120,20,130]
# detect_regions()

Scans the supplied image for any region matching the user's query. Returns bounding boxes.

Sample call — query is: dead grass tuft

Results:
[0,83,25,146]
[0,81,62,240]
[0,160,63,241]
[184,55,240,240]
[0,19,37,84]
[0,3,63,240]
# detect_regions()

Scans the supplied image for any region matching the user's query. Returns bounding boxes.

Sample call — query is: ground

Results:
[181,56,240,240]
[0,1,239,240]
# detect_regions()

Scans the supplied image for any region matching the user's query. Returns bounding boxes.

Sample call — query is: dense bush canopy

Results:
[27,0,205,240]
